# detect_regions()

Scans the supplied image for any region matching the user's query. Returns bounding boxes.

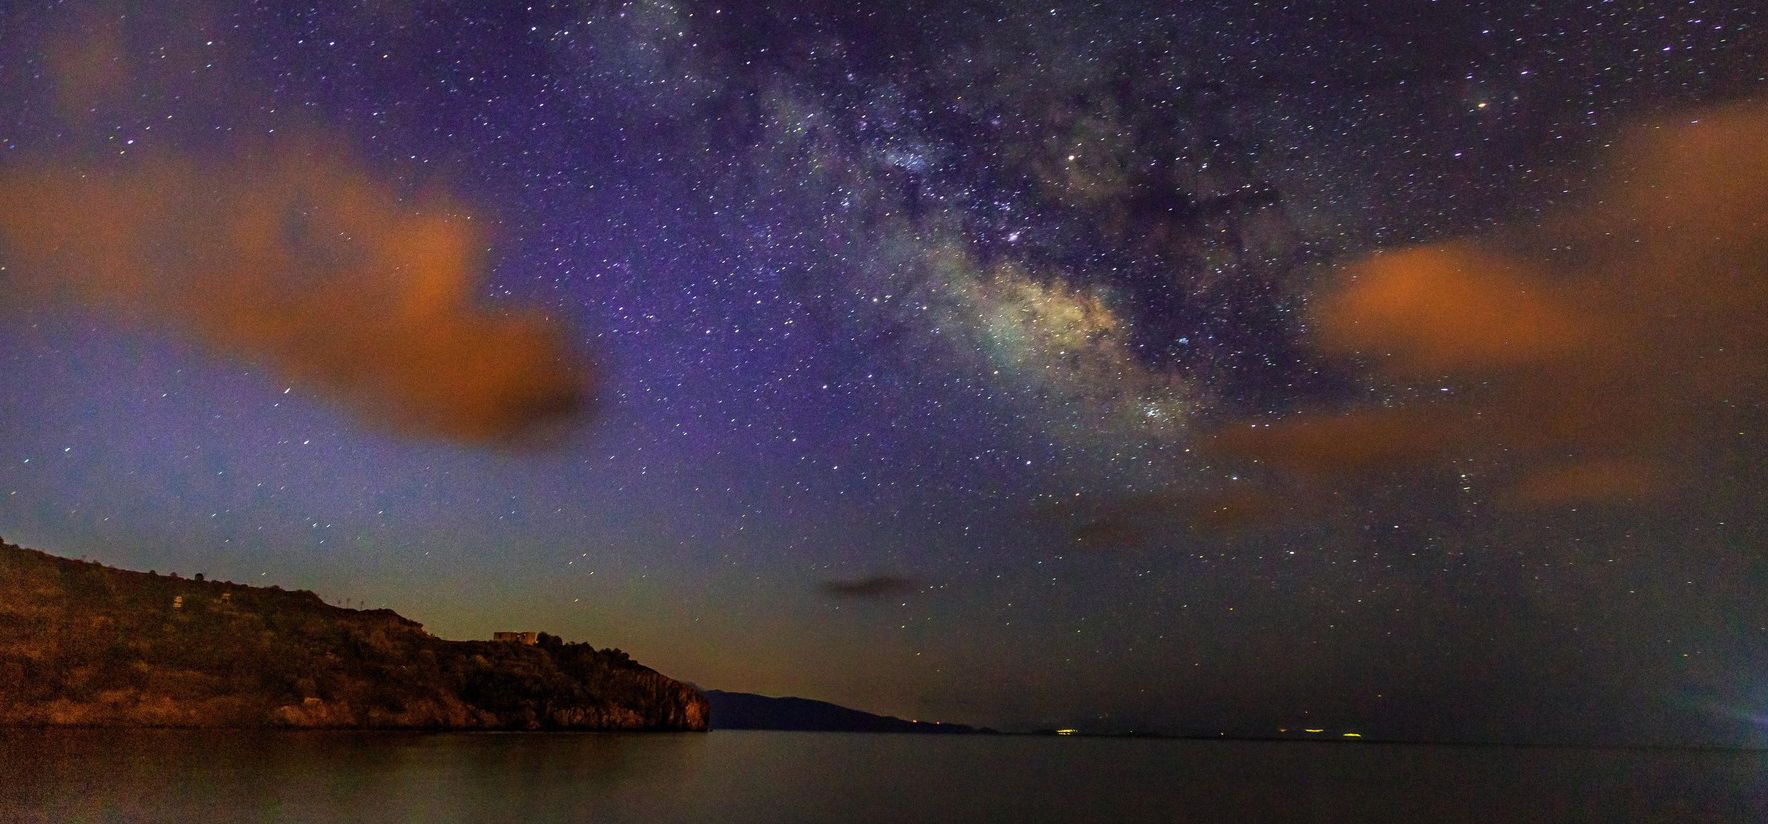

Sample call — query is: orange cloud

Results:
[1504,460,1658,508]
[1208,408,1456,479]
[1207,100,1768,510]
[0,144,592,443]
[1315,243,1596,374]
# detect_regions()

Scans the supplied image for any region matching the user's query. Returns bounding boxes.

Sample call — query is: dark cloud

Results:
[0,144,593,444]
[820,576,921,600]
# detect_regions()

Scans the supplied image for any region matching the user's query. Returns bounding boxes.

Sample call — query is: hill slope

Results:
[0,538,707,730]
[704,690,982,733]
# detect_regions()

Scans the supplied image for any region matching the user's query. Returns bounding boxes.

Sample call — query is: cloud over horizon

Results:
[1219,99,1768,509]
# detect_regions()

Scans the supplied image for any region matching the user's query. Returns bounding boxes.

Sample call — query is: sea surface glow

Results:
[3,729,1762,823]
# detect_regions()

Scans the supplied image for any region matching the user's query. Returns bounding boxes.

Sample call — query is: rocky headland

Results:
[0,538,707,731]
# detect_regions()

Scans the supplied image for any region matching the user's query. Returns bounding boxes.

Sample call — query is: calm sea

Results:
[1,728,1762,823]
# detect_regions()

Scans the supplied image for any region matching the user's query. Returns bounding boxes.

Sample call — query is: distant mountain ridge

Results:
[704,689,986,734]
[0,538,707,730]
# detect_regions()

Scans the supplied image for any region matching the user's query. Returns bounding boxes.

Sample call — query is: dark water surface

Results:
[1,728,1762,823]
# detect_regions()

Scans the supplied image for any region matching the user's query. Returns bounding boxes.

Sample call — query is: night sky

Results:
[2,1,1765,746]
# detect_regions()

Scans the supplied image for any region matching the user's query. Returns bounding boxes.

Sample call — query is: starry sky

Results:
[2,0,1765,745]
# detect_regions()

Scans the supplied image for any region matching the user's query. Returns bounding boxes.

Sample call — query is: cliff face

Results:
[0,539,708,731]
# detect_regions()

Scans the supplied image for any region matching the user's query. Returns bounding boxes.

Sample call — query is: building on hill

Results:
[492,631,538,645]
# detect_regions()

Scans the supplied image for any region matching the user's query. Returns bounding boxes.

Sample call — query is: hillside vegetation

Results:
[0,538,707,730]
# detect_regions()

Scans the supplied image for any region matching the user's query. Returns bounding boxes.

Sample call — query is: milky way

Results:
[1,1,1764,745]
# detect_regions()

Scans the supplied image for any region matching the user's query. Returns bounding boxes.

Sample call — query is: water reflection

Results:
[2,729,1763,823]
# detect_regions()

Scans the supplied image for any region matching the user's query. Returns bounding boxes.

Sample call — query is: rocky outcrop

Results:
[0,538,708,731]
